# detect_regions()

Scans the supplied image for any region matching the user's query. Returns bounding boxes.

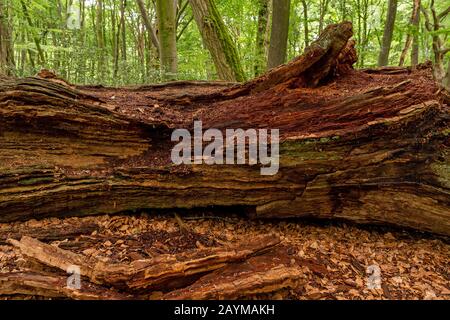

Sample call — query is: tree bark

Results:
[0,0,14,75]
[378,0,398,66]
[399,0,420,66]
[410,0,420,66]
[445,60,450,90]
[0,22,449,235]
[119,0,127,62]
[318,0,331,35]
[9,234,280,292]
[20,0,45,66]
[267,0,291,69]
[136,0,160,52]
[254,0,270,76]
[188,0,245,82]
[301,0,309,48]
[156,0,178,79]
[0,272,131,300]
[420,1,449,84]
[96,0,105,80]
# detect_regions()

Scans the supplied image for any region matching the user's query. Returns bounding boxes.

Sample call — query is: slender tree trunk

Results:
[78,0,86,84]
[0,0,15,75]
[410,0,420,66]
[136,0,160,52]
[254,0,270,76]
[355,0,362,67]
[421,1,449,84]
[96,0,105,80]
[19,31,26,74]
[339,0,347,21]
[301,0,309,48]
[357,0,370,67]
[318,0,330,34]
[20,0,45,65]
[399,0,420,66]
[188,0,245,82]
[111,3,118,77]
[120,0,127,62]
[156,0,177,80]
[444,60,450,90]
[267,0,291,69]
[378,0,398,66]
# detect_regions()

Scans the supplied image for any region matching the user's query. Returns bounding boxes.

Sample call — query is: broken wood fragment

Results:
[163,247,305,300]
[0,218,98,244]
[9,234,281,291]
[0,272,132,300]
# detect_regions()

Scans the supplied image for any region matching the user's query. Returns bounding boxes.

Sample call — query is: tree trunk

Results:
[96,0,105,80]
[267,0,291,69]
[20,0,45,66]
[136,0,160,52]
[444,60,450,90]
[301,0,309,48]
[420,2,449,84]
[119,0,127,62]
[188,0,245,82]
[254,0,270,76]
[111,4,119,77]
[399,0,420,66]
[318,0,330,35]
[156,0,178,80]
[0,0,15,75]
[0,22,449,236]
[378,0,397,66]
[410,0,420,66]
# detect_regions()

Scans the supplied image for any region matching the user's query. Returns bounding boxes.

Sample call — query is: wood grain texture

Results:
[0,22,448,235]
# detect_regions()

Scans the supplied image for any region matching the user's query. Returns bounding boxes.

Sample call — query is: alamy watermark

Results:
[67,265,81,290]
[171,121,279,175]
[366,264,382,289]
[67,3,81,30]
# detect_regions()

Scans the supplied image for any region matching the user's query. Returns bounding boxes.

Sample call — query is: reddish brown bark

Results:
[0,22,448,235]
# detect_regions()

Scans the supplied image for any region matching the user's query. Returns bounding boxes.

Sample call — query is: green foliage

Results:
[3,0,448,85]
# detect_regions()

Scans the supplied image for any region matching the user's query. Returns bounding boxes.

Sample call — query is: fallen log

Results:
[163,247,305,300]
[0,22,448,235]
[5,236,328,300]
[8,234,280,291]
[0,272,132,300]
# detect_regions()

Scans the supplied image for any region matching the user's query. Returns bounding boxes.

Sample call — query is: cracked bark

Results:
[0,22,448,235]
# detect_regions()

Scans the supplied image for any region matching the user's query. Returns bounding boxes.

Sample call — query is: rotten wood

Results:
[0,22,448,235]
[0,217,99,244]
[163,247,306,300]
[8,234,281,291]
[0,272,132,300]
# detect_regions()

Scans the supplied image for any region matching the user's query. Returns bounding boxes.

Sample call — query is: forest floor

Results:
[1,212,448,300]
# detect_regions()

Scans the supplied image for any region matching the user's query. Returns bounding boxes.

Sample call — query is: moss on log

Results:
[0,22,448,235]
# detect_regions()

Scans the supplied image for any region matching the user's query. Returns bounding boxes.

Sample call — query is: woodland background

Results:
[0,0,448,85]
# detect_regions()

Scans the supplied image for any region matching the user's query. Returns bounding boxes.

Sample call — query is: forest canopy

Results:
[0,0,449,85]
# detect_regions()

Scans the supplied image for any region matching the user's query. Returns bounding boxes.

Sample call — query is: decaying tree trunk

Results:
[0,272,133,300]
[5,234,291,299]
[0,22,449,235]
